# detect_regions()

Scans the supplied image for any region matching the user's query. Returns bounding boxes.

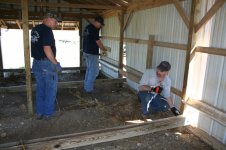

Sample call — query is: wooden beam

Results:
[180,0,196,112]
[61,21,64,30]
[196,46,226,57]
[0,78,126,92]
[123,11,134,32]
[16,19,21,29]
[118,10,125,77]
[154,41,187,50]
[0,0,122,9]
[0,30,3,78]
[173,0,189,29]
[32,20,35,27]
[101,36,187,50]
[21,0,33,114]
[146,35,155,68]
[0,116,185,149]
[100,56,119,67]
[195,0,226,33]
[183,98,226,126]
[187,126,226,150]
[127,0,173,12]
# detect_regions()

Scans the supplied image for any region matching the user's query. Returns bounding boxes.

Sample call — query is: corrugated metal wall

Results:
[101,16,120,78]
[187,0,226,144]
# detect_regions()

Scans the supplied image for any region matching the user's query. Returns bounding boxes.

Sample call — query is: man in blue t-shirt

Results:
[31,12,62,120]
[83,16,107,93]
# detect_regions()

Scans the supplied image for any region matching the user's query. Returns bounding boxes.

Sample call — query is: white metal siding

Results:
[187,0,226,144]
[101,16,120,77]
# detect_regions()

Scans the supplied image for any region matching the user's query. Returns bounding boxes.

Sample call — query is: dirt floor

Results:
[0,72,214,149]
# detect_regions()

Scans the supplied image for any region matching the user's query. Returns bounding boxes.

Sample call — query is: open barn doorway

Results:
[0,29,80,70]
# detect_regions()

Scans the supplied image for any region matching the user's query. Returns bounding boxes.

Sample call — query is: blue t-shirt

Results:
[83,24,100,55]
[31,24,56,60]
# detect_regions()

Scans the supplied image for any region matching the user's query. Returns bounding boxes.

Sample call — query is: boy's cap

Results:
[95,16,104,26]
[44,11,61,21]
[157,61,171,72]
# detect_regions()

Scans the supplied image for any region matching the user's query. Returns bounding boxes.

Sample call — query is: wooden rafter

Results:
[127,0,173,11]
[16,19,21,29]
[195,0,226,33]
[61,21,64,30]
[123,11,134,32]
[0,0,123,10]
[173,0,189,29]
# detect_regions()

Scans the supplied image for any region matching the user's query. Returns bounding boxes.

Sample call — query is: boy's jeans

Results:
[83,52,99,92]
[32,59,58,117]
[138,91,170,116]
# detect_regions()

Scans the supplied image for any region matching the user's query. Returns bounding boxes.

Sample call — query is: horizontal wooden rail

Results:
[0,116,186,149]
[0,78,126,93]
[187,125,226,150]
[196,46,226,57]
[183,98,226,126]
[101,36,187,50]
[0,67,86,73]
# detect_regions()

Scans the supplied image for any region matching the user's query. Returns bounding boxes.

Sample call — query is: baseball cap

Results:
[44,11,61,21]
[157,61,171,72]
[95,16,105,26]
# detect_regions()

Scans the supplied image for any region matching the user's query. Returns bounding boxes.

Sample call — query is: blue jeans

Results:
[83,52,99,92]
[138,91,170,116]
[32,59,58,117]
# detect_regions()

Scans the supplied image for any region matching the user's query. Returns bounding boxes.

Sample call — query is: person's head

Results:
[43,11,59,29]
[156,61,171,81]
[93,16,105,29]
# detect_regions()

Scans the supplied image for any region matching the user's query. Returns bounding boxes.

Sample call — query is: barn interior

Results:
[0,0,226,149]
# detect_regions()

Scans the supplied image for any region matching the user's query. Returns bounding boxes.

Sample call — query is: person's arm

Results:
[96,40,107,51]
[138,85,151,91]
[43,46,58,64]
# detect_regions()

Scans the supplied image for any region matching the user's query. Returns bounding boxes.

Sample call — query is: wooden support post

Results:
[180,0,196,112]
[118,10,125,77]
[146,35,155,69]
[0,30,3,78]
[79,18,83,68]
[21,0,33,115]
[123,11,134,32]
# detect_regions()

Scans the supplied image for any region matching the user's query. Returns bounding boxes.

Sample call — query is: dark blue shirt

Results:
[83,24,100,55]
[31,24,56,60]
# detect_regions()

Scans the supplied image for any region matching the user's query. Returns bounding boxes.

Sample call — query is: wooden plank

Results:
[0,116,185,150]
[101,36,187,50]
[187,125,226,150]
[195,0,226,33]
[127,0,172,12]
[0,0,123,9]
[196,46,226,57]
[180,0,196,112]
[173,0,189,29]
[146,35,155,68]
[183,98,226,126]
[154,41,187,50]
[21,0,33,115]
[100,56,119,67]
[99,60,118,72]
[0,78,126,93]
[171,86,182,97]
[123,11,134,32]
[118,10,125,77]
[0,30,3,78]
[0,67,86,73]
[16,19,21,29]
